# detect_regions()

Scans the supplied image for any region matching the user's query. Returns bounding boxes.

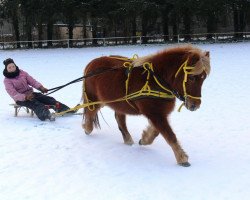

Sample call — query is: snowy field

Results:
[0,43,250,200]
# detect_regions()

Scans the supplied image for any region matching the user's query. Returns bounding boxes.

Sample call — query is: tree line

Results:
[1,0,250,48]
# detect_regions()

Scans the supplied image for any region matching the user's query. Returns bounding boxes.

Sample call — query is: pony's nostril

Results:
[190,104,196,110]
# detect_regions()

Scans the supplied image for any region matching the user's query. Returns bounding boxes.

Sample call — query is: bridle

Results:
[174,59,204,111]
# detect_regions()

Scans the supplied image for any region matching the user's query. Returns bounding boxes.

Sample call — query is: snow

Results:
[1,43,250,200]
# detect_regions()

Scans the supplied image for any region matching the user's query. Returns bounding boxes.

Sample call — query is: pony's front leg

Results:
[115,112,134,145]
[139,122,159,145]
[147,115,190,167]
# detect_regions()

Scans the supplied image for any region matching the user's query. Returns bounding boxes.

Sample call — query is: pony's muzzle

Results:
[185,97,201,111]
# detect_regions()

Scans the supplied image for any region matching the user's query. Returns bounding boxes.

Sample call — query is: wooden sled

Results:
[9,103,34,117]
[9,103,82,118]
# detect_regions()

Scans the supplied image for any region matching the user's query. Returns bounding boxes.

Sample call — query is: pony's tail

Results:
[93,113,101,129]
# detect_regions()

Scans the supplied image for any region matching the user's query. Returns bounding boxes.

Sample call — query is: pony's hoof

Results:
[125,141,134,146]
[82,124,92,135]
[124,137,134,145]
[178,162,191,167]
[85,131,91,135]
[139,139,152,145]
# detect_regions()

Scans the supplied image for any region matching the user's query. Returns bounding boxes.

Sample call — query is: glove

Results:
[39,86,48,94]
[25,93,34,101]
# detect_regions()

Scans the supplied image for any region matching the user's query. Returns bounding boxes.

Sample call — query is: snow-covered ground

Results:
[1,43,250,200]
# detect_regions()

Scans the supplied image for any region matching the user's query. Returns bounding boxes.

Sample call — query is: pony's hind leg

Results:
[115,112,134,145]
[82,106,100,135]
[139,122,159,145]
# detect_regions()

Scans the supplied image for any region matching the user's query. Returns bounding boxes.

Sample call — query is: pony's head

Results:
[173,48,211,111]
[132,45,211,112]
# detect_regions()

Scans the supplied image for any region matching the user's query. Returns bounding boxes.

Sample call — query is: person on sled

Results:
[3,58,72,121]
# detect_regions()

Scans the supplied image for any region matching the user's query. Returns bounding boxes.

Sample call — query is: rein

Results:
[46,68,118,95]
[47,55,139,96]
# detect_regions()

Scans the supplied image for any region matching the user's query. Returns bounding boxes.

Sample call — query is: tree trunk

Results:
[26,17,32,48]
[239,9,245,38]
[103,26,106,38]
[26,26,32,48]
[206,14,217,40]
[12,12,20,48]
[171,10,179,42]
[47,21,53,47]
[83,25,87,45]
[173,22,178,42]
[162,14,169,42]
[82,16,87,45]
[38,19,43,48]
[114,22,117,45]
[183,10,191,41]
[233,9,239,38]
[68,23,74,47]
[132,16,137,44]
[141,13,148,44]
[123,19,129,44]
[92,20,98,45]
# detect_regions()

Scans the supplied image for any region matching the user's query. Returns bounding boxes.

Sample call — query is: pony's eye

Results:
[188,76,195,82]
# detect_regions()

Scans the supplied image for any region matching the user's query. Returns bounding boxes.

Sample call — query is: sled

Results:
[10,103,82,118]
[9,104,57,117]
[10,103,34,117]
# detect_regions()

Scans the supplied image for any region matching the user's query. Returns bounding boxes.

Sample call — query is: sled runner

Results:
[10,103,34,117]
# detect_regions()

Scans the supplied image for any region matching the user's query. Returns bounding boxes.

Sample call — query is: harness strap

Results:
[123,62,137,110]
[109,54,139,62]
[81,55,139,112]
[55,87,175,116]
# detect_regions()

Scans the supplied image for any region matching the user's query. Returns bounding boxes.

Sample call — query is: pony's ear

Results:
[189,54,200,65]
[204,51,210,57]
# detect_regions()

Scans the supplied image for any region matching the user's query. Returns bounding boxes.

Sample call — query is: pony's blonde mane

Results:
[132,54,154,67]
[188,47,211,76]
[133,45,211,76]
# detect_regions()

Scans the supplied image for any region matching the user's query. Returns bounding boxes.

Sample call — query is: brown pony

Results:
[82,45,210,167]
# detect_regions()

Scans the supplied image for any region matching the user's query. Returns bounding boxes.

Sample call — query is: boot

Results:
[55,102,70,113]
[48,113,56,121]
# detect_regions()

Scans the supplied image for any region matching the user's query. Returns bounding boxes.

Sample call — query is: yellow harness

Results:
[174,59,202,111]
[55,56,202,116]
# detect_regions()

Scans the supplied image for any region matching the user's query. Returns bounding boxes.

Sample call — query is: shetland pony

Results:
[82,45,210,167]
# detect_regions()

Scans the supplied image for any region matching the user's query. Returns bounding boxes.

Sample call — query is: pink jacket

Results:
[4,69,42,102]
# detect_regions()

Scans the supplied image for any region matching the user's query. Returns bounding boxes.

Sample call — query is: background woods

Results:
[1,0,250,48]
